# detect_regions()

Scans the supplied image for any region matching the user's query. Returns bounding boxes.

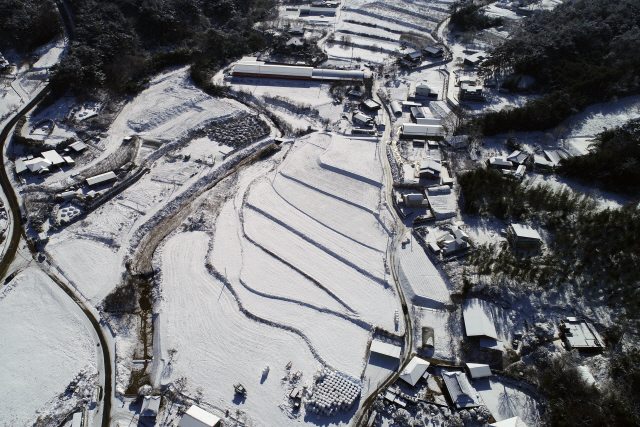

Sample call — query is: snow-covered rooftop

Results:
[490,416,529,427]
[509,223,541,241]
[462,298,498,340]
[178,405,221,427]
[41,150,65,166]
[442,371,479,409]
[370,340,401,359]
[400,356,430,386]
[466,363,492,379]
[141,396,161,417]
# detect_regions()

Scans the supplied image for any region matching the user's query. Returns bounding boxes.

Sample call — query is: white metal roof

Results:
[179,405,221,427]
[72,412,83,427]
[370,339,401,359]
[41,150,65,165]
[86,171,117,186]
[490,416,528,427]
[402,123,444,136]
[466,363,492,379]
[442,371,479,408]
[400,356,430,386]
[509,223,541,241]
[25,158,52,172]
[234,62,314,78]
[462,298,498,340]
[489,156,512,167]
[141,396,161,416]
[69,141,88,151]
[15,159,27,173]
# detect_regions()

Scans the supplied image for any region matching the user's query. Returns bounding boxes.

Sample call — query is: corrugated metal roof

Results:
[370,340,401,359]
[86,171,117,186]
[402,124,444,136]
[466,363,492,378]
[462,298,498,339]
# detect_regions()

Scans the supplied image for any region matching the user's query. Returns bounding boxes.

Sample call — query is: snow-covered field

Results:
[46,238,121,302]
[397,233,451,308]
[0,268,98,426]
[156,131,403,425]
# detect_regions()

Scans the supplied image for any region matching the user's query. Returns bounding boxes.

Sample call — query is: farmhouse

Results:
[463,53,485,66]
[353,112,373,127]
[370,339,401,359]
[286,37,304,47]
[559,317,604,351]
[403,193,428,208]
[24,158,52,174]
[466,363,492,379]
[507,223,542,249]
[462,298,498,340]
[86,171,117,188]
[507,150,529,165]
[442,371,479,409]
[419,159,442,180]
[400,356,430,386]
[361,98,381,111]
[405,51,423,63]
[178,405,221,427]
[487,156,512,169]
[423,45,444,57]
[459,83,485,101]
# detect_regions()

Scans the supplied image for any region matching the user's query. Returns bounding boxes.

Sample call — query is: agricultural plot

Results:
[319,135,383,185]
[46,238,121,302]
[0,268,98,426]
[158,231,324,427]
[397,233,451,307]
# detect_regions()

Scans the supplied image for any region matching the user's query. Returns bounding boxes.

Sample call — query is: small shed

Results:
[353,113,373,127]
[508,223,541,249]
[361,98,381,111]
[15,159,27,174]
[64,156,75,166]
[403,193,428,207]
[141,396,161,417]
[71,412,83,427]
[488,156,512,169]
[466,363,492,379]
[390,101,403,116]
[69,141,88,152]
[178,405,221,427]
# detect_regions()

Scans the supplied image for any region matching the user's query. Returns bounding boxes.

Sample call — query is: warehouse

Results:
[86,171,117,188]
[401,123,444,139]
[370,339,401,359]
[233,59,368,81]
[462,298,498,340]
[178,405,221,427]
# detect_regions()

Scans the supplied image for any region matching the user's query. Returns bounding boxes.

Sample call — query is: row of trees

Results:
[50,0,276,95]
[477,0,640,134]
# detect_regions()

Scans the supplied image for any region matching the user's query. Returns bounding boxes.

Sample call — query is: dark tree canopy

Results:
[0,0,62,52]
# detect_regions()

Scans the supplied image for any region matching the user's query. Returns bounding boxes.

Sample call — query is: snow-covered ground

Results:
[476,377,542,425]
[0,268,98,426]
[155,131,403,425]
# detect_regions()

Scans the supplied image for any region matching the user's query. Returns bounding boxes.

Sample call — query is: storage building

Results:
[488,156,512,169]
[507,150,528,165]
[507,223,541,249]
[353,113,373,127]
[559,317,604,351]
[86,171,117,187]
[403,193,428,207]
[69,141,88,152]
[462,298,498,340]
[490,417,529,427]
[178,405,221,427]
[370,339,401,359]
[390,101,403,115]
[466,363,492,379]
[141,396,161,417]
[405,51,423,62]
[423,45,444,57]
[15,159,27,174]
[401,124,444,139]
